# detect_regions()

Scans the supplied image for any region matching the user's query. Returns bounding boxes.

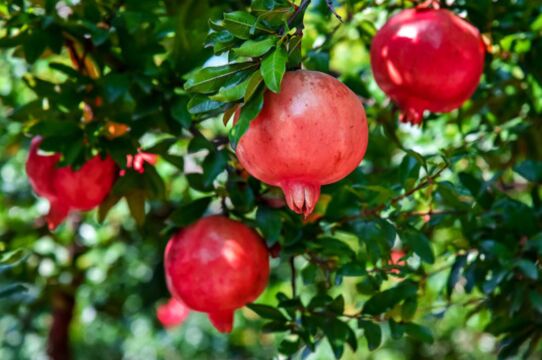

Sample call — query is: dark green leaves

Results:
[260,46,288,93]
[358,320,382,350]
[514,160,542,182]
[229,86,264,148]
[363,281,418,316]
[234,37,277,57]
[247,303,288,321]
[184,62,256,94]
[401,227,435,264]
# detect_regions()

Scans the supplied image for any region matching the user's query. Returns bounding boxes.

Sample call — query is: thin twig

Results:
[290,256,297,297]
[325,0,343,22]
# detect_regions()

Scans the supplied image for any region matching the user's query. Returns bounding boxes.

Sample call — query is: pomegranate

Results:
[236,70,368,217]
[370,8,485,124]
[26,137,117,230]
[156,298,190,329]
[164,216,270,333]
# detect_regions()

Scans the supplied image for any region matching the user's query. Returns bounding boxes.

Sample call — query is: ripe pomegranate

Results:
[156,298,190,329]
[164,216,270,333]
[26,137,117,230]
[236,70,368,217]
[370,8,485,124]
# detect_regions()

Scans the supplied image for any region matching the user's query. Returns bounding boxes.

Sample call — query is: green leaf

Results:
[209,73,253,102]
[260,46,288,93]
[187,96,226,115]
[223,11,272,39]
[201,150,228,187]
[323,319,354,359]
[529,290,542,313]
[98,193,122,223]
[0,284,27,299]
[169,197,212,227]
[515,259,539,280]
[247,304,287,321]
[170,97,192,128]
[244,71,264,102]
[389,319,405,340]
[447,254,467,298]
[126,191,146,226]
[363,281,418,316]
[401,297,417,321]
[234,37,277,58]
[358,320,382,351]
[403,323,434,343]
[256,206,282,243]
[401,227,435,264]
[229,87,264,148]
[514,160,542,182]
[0,249,27,274]
[184,62,256,94]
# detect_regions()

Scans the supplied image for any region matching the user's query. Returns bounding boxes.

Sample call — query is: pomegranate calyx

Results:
[399,107,424,126]
[208,309,235,333]
[281,181,321,219]
[46,199,70,231]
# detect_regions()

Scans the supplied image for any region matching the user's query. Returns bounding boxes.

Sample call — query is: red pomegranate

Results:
[236,70,368,217]
[26,137,117,230]
[370,8,485,124]
[156,298,190,329]
[164,216,270,333]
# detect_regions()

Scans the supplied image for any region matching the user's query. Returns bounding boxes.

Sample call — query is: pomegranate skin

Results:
[26,137,117,230]
[236,70,368,217]
[53,154,117,211]
[156,298,190,329]
[164,216,270,333]
[370,9,485,124]
[26,137,61,201]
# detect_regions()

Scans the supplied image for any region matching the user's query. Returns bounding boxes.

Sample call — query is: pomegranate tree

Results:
[26,137,117,230]
[236,70,368,217]
[156,298,190,329]
[164,216,269,333]
[370,8,485,124]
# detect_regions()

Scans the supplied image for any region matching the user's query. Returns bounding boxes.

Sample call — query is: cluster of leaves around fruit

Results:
[1,0,542,359]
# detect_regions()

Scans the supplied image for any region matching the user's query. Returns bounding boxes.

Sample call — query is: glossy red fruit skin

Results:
[26,137,117,229]
[156,298,190,329]
[236,70,368,217]
[371,8,485,124]
[164,216,270,333]
[26,137,60,201]
[53,154,116,211]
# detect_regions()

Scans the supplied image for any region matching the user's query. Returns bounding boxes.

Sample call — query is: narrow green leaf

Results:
[126,191,146,226]
[247,303,287,321]
[223,11,272,39]
[401,228,435,264]
[184,62,256,94]
[515,259,539,280]
[363,281,418,316]
[260,46,288,93]
[170,197,212,227]
[229,87,264,148]
[234,37,277,57]
[244,71,264,102]
[404,323,434,343]
[358,320,382,351]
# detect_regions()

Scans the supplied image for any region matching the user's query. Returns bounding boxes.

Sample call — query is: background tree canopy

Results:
[1,0,542,359]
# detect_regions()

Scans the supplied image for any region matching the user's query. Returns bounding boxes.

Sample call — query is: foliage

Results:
[0,0,542,359]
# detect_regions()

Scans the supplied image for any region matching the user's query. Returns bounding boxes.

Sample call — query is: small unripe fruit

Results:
[156,298,190,329]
